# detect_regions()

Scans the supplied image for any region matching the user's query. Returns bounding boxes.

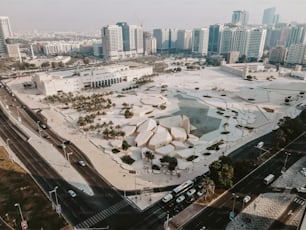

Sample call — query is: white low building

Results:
[32,64,153,95]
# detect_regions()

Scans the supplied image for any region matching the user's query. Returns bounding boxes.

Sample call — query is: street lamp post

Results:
[14,203,24,221]
[232,193,239,216]
[36,121,41,137]
[6,138,10,146]
[282,151,291,173]
[67,152,73,163]
[49,186,59,206]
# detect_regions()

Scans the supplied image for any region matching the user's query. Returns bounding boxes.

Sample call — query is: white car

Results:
[300,168,306,177]
[186,188,196,197]
[78,160,86,167]
[176,195,185,204]
[68,189,77,197]
[243,195,251,203]
[197,190,204,197]
[296,187,306,193]
[162,193,173,203]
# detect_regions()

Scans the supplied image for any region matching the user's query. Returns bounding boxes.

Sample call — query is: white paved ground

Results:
[4,66,306,209]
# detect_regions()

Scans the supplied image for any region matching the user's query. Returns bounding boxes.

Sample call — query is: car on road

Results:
[162,193,173,203]
[186,188,196,197]
[243,195,251,203]
[300,168,306,177]
[176,195,185,204]
[296,187,306,193]
[197,190,204,197]
[68,190,77,197]
[78,160,86,167]
[58,143,65,149]
[63,140,71,145]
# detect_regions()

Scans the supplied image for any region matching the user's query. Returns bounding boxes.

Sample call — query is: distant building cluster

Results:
[1,6,306,66]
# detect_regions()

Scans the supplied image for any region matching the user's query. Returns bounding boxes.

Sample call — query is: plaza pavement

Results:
[4,67,306,210]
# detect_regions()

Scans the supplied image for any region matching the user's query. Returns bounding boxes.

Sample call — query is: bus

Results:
[172,180,194,196]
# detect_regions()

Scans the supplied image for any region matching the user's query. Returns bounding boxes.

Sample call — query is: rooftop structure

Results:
[32,63,153,95]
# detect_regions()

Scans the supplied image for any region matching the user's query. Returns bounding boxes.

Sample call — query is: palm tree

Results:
[201,177,215,200]
[145,150,155,165]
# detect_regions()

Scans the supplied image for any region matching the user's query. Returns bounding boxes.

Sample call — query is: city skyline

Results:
[1,0,306,33]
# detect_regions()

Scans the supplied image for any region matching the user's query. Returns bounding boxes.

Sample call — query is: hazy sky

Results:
[1,0,306,33]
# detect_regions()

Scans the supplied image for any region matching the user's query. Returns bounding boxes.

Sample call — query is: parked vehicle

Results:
[176,195,185,204]
[300,168,306,177]
[263,174,275,185]
[296,187,306,193]
[68,190,77,197]
[243,195,251,203]
[162,193,173,203]
[78,160,86,167]
[186,188,196,197]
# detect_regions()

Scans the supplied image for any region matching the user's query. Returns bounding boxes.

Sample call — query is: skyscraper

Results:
[116,22,130,51]
[176,30,192,52]
[101,25,123,60]
[208,24,223,54]
[153,29,170,52]
[192,28,209,55]
[143,32,156,55]
[232,10,249,26]
[0,16,13,56]
[262,7,276,26]
[248,28,267,60]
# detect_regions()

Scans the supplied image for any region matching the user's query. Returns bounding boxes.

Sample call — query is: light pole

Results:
[6,138,10,146]
[165,212,170,230]
[49,186,59,206]
[67,152,73,163]
[282,151,291,173]
[232,193,239,216]
[14,203,24,221]
[36,121,41,137]
[16,106,21,122]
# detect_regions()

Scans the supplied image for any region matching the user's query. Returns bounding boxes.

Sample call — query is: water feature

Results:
[173,94,221,137]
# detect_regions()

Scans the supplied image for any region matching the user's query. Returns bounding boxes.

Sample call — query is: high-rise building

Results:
[0,16,13,56]
[101,25,123,60]
[220,27,234,54]
[153,28,170,52]
[286,44,306,64]
[116,22,130,51]
[208,24,223,54]
[231,28,250,57]
[248,28,267,60]
[262,7,276,26]
[264,27,281,50]
[169,29,178,51]
[269,46,287,64]
[286,25,305,47]
[143,32,156,55]
[232,10,249,26]
[192,28,209,55]
[176,30,192,52]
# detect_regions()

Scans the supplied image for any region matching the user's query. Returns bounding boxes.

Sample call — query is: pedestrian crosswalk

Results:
[75,200,129,229]
[294,197,305,206]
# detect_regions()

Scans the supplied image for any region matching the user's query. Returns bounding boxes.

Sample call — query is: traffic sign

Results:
[21,220,28,230]
[56,204,61,214]
[229,211,235,221]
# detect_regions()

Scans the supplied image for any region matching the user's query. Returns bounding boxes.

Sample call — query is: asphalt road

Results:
[183,133,306,230]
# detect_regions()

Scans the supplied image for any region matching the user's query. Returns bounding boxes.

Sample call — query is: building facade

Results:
[269,46,287,64]
[153,28,170,52]
[232,10,249,26]
[101,25,124,60]
[33,64,153,95]
[208,24,223,54]
[248,28,267,60]
[262,7,276,26]
[176,30,192,52]
[192,28,209,56]
[0,16,13,56]
[286,44,306,65]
